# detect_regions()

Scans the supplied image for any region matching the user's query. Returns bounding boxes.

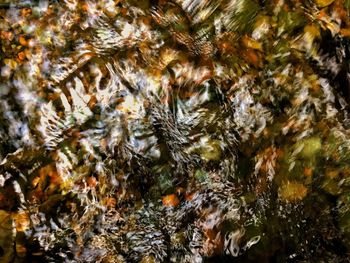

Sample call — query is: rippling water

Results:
[1,0,350,262]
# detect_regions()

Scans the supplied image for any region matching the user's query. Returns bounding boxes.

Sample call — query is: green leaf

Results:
[277,11,306,35]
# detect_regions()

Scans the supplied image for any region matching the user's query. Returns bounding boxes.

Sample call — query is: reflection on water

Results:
[1,0,350,262]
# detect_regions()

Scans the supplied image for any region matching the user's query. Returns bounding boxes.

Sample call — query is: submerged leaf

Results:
[279,181,308,202]
[314,0,335,8]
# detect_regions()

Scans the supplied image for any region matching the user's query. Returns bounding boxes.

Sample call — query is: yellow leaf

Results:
[295,136,322,159]
[325,169,339,179]
[13,212,30,232]
[199,138,222,162]
[322,178,341,195]
[304,24,320,38]
[279,181,308,202]
[3,59,18,69]
[141,255,156,263]
[242,35,263,51]
[314,0,335,7]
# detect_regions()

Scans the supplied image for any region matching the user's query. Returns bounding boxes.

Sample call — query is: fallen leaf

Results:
[314,0,335,8]
[162,194,180,207]
[304,167,313,177]
[279,181,308,202]
[13,211,30,232]
[242,35,263,51]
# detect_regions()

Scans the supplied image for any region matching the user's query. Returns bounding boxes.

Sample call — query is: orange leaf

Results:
[340,28,350,37]
[87,176,97,188]
[19,36,27,46]
[104,197,116,208]
[304,167,313,177]
[18,51,26,61]
[162,194,180,207]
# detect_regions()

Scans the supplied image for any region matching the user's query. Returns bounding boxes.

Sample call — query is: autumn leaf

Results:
[279,181,308,202]
[13,211,30,232]
[162,194,180,207]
